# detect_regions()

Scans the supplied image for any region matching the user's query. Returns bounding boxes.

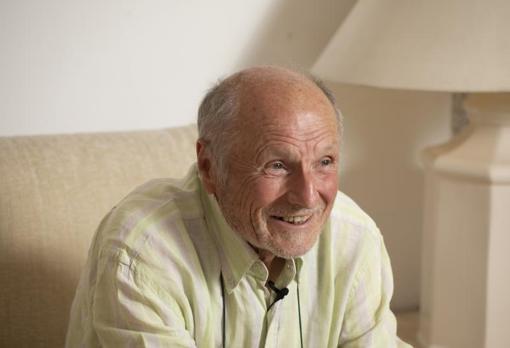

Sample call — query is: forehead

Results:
[235,77,338,140]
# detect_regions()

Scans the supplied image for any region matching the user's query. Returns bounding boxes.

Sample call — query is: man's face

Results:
[212,81,339,258]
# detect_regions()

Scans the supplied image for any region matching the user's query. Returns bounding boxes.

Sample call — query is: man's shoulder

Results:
[318,191,383,264]
[309,191,385,291]
[329,191,378,234]
[95,166,206,255]
[117,171,201,221]
[121,174,202,217]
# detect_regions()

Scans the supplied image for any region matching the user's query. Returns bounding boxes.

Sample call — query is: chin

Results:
[253,218,323,258]
[270,235,319,258]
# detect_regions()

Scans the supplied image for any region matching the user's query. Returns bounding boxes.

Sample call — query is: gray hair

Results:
[310,76,344,136]
[197,70,343,176]
[197,75,241,177]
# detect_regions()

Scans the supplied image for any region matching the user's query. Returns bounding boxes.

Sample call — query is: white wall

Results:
[0,0,353,135]
[0,0,451,310]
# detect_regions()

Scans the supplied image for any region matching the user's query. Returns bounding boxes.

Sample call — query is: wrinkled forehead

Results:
[235,78,338,133]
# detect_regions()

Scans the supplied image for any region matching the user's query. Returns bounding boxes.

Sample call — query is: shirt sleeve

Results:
[338,230,413,348]
[92,247,197,348]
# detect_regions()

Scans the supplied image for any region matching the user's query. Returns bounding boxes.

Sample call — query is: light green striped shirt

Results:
[66,165,411,347]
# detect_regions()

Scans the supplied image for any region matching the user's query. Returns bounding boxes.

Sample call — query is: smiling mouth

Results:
[271,215,312,225]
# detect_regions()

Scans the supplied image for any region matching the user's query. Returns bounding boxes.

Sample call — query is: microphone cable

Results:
[266,280,289,310]
[220,273,304,348]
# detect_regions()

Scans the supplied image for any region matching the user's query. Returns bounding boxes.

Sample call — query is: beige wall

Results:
[331,84,451,309]
[0,0,452,310]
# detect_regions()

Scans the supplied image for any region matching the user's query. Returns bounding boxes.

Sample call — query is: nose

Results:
[287,168,319,209]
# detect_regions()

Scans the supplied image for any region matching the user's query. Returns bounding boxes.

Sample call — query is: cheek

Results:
[248,178,285,210]
[319,173,339,205]
[228,174,260,206]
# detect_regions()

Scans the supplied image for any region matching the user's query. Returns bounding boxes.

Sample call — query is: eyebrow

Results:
[255,141,339,164]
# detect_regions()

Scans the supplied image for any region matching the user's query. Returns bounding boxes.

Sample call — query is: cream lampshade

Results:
[312,1,510,348]
[312,0,510,92]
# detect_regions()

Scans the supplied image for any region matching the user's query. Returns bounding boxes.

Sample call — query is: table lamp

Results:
[312,1,510,347]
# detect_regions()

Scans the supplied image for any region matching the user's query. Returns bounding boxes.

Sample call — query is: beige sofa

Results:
[0,125,198,347]
[0,124,418,347]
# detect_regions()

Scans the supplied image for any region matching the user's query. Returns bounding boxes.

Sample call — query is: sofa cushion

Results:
[0,125,197,347]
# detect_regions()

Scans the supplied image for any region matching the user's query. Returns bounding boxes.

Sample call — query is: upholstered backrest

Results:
[0,125,197,347]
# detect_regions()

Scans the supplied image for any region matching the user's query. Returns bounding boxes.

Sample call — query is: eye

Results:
[320,157,334,167]
[271,161,285,170]
[264,160,288,175]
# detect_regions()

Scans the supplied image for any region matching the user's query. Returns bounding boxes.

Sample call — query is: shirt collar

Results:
[197,167,305,292]
[199,178,259,292]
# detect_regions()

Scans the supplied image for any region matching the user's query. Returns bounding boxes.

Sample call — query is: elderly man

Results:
[66,66,410,347]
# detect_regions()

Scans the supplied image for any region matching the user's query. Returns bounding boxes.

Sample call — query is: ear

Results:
[196,140,217,194]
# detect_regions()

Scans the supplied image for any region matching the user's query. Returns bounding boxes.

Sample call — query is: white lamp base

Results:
[418,93,510,348]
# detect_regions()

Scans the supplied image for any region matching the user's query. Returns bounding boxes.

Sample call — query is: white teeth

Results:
[280,215,310,224]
